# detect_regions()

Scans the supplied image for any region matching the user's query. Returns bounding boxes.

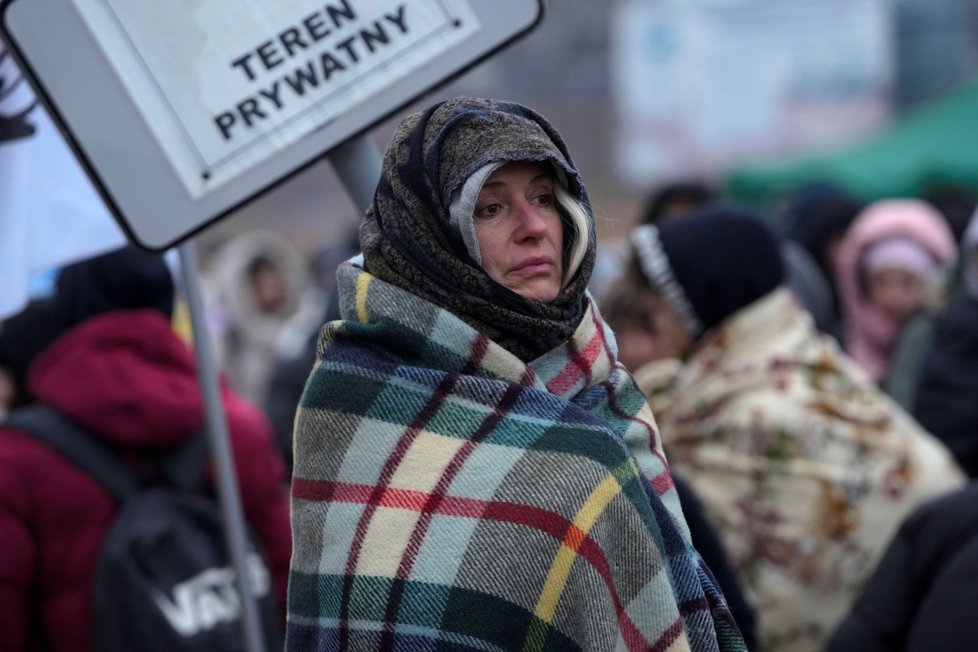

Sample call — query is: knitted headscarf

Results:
[360,96,596,361]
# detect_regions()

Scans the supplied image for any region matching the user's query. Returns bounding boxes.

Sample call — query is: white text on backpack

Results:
[153,552,271,637]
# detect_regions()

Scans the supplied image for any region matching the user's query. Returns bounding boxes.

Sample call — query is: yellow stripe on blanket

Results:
[530,473,621,632]
[356,271,372,323]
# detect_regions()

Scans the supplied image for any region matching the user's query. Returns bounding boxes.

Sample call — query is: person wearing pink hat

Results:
[833,199,956,400]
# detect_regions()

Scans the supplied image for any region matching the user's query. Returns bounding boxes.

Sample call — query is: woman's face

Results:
[865,267,926,323]
[473,161,565,303]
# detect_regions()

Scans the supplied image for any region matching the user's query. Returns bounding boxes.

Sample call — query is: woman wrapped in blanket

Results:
[286,97,746,651]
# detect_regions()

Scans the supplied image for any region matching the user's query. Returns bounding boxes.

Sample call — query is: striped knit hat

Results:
[630,205,785,338]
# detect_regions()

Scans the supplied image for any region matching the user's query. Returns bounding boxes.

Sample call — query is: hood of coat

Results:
[26,309,206,447]
[834,199,956,379]
[835,199,956,307]
[205,229,307,329]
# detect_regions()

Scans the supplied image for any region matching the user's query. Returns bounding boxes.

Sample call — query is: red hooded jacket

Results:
[0,309,292,651]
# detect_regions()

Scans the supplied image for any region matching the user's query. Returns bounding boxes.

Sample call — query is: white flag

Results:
[0,44,126,319]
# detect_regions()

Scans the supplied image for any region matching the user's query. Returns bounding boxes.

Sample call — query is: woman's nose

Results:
[515,201,548,238]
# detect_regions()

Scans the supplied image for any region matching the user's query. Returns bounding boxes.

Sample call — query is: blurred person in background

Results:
[0,298,61,418]
[0,246,292,651]
[635,179,839,345]
[828,482,978,652]
[203,229,307,407]
[922,183,978,244]
[606,186,762,647]
[833,199,956,409]
[287,96,746,651]
[604,205,965,652]
[641,179,718,225]
[0,368,12,421]
[587,179,719,305]
[668,466,760,650]
[779,182,865,341]
[264,228,359,473]
[912,209,978,477]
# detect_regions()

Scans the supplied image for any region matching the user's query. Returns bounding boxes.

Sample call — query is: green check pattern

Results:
[286,260,746,651]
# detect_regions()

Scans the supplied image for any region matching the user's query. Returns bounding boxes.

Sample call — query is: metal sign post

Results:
[177,239,267,652]
[326,135,383,215]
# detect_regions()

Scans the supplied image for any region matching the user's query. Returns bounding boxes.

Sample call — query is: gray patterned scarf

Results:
[360,96,596,361]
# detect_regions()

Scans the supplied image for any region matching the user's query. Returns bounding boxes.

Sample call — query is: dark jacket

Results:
[264,280,342,472]
[674,473,759,651]
[828,483,978,652]
[0,310,292,652]
[912,295,978,478]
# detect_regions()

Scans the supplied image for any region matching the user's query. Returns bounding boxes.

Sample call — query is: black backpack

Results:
[7,405,283,652]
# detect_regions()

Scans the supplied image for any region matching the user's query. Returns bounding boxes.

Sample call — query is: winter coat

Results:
[782,239,839,341]
[912,213,978,477]
[636,287,965,652]
[828,483,978,652]
[0,310,291,652]
[204,229,307,406]
[264,280,343,472]
[673,472,760,651]
[912,294,978,477]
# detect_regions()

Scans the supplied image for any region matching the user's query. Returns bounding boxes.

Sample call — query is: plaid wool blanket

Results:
[286,260,745,651]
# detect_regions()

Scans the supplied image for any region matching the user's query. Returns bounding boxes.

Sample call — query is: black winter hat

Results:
[630,204,785,338]
[0,298,62,407]
[780,183,863,263]
[55,246,175,330]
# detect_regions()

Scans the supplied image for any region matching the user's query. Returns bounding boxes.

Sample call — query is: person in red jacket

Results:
[0,246,292,652]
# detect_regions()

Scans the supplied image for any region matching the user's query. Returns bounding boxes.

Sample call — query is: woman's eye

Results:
[532,193,554,207]
[476,203,502,218]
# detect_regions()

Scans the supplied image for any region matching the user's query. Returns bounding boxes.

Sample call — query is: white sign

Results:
[74,1,479,198]
[611,0,894,186]
[2,0,541,250]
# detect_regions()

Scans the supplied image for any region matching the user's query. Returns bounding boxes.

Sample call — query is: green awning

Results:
[726,79,978,208]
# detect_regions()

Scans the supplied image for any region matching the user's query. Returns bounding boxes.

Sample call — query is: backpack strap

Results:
[159,429,210,493]
[5,405,210,501]
[6,405,139,503]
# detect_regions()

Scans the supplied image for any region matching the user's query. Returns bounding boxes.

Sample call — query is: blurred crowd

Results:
[597,179,978,651]
[2,170,977,651]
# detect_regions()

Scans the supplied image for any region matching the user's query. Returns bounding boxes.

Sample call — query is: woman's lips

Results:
[513,257,555,275]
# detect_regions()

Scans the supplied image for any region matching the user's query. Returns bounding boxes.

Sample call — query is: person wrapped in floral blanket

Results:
[606,205,964,652]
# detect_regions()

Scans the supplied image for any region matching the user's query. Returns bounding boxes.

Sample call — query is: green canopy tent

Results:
[726,79,978,210]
